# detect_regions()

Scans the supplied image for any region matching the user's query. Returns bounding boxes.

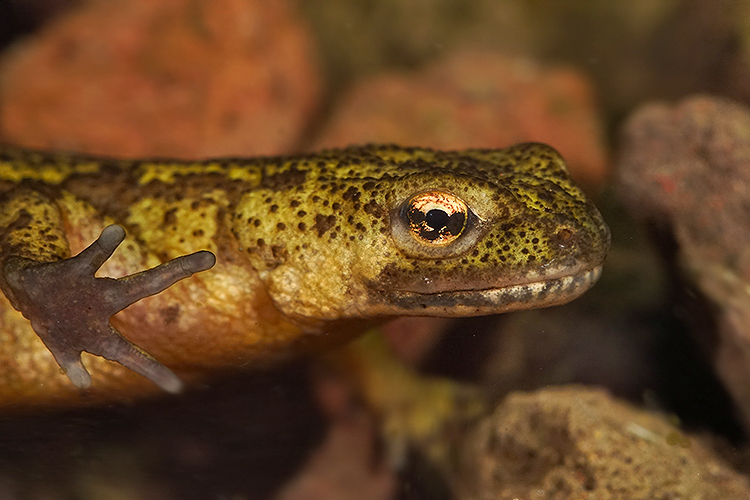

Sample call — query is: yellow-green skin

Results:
[0,143,609,407]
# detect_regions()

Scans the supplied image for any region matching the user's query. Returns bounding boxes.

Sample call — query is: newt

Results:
[0,143,609,407]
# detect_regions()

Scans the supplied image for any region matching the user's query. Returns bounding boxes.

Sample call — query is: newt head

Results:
[234,143,610,322]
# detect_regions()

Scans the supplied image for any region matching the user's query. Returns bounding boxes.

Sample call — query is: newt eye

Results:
[405,192,468,245]
[390,184,489,259]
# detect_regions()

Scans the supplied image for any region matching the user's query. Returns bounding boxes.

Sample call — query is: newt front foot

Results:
[3,225,216,393]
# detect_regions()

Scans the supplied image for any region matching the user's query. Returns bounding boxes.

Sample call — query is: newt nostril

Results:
[552,227,576,249]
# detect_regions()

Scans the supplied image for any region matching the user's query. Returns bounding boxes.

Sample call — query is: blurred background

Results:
[1,0,750,498]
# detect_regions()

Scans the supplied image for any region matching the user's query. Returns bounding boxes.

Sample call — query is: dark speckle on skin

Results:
[314,214,337,237]
[162,208,178,227]
[363,199,383,218]
[342,186,361,202]
[271,245,288,260]
[160,305,181,324]
[261,165,307,190]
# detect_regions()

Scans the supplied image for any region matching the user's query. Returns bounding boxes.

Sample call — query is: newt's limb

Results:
[331,332,485,473]
[0,190,215,392]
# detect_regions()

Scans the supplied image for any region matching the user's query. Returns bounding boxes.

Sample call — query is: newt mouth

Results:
[374,265,603,317]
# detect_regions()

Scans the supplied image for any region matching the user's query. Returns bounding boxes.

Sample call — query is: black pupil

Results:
[408,207,465,241]
[425,209,449,230]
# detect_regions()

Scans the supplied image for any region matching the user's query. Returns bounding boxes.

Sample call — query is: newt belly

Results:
[0,143,610,407]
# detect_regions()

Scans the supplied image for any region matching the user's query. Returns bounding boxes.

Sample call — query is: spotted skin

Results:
[0,143,609,406]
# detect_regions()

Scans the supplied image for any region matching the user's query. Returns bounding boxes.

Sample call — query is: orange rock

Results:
[314,50,608,188]
[0,0,320,158]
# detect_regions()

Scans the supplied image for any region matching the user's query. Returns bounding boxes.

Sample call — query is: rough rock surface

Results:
[617,95,750,432]
[459,386,750,500]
